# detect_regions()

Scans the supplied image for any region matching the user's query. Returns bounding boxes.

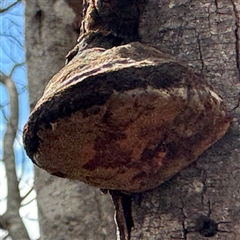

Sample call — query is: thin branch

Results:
[0,72,30,240]
[0,33,24,49]
[0,0,21,14]
[3,234,10,240]
[0,103,9,120]
[9,18,22,28]
[19,149,28,181]
[0,214,8,230]
[21,186,34,203]
[0,228,10,240]
[21,197,36,208]
[10,62,25,77]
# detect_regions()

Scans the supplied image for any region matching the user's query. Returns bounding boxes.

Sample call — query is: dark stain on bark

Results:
[51,171,68,178]
[78,31,126,50]
[110,190,133,240]
[84,0,140,42]
[196,215,218,237]
[75,0,142,52]
[34,9,43,20]
[33,9,44,38]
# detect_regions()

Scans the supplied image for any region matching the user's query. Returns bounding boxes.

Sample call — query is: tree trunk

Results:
[25,0,240,239]
[24,1,116,239]
[130,1,240,239]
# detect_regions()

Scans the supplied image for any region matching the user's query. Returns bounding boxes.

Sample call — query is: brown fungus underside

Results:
[23,42,230,193]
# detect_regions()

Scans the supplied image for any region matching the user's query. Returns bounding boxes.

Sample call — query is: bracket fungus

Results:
[23,42,230,193]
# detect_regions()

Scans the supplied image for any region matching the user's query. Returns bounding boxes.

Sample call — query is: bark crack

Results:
[230,0,240,78]
[109,190,133,240]
[180,197,187,240]
[79,0,140,45]
[33,1,43,40]
[214,0,218,12]
[94,190,104,224]
[200,167,207,205]
[196,32,204,72]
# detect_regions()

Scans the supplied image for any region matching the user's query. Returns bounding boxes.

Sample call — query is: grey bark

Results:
[24,1,116,239]
[130,1,240,239]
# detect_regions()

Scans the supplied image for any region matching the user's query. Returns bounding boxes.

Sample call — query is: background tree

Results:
[0,71,30,240]
[0,1,37,239]
[24,1,116,239]
[24,0,240,240]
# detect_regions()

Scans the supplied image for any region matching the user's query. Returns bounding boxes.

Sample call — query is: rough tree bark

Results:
[130,1,240,239]
[24,1,116,239]
[25,0,240,240]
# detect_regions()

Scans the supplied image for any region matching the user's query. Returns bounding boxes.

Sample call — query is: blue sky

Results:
[0,1,39,239]
[0,1,31,171]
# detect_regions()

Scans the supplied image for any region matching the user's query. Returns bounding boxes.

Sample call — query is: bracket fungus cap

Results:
[23,42,230,192]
